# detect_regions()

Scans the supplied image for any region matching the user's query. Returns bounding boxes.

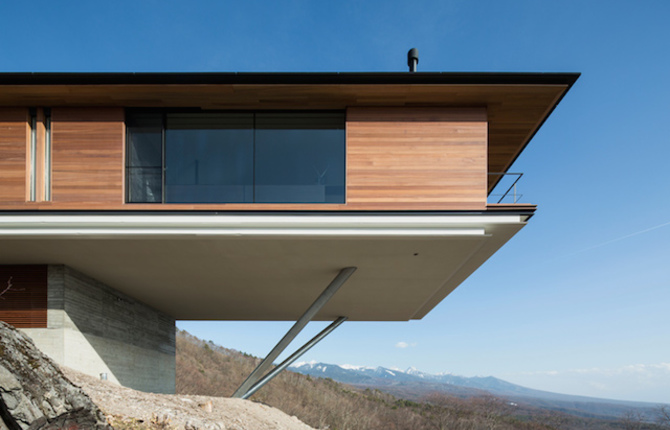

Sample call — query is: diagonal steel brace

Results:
[232,267,356,398]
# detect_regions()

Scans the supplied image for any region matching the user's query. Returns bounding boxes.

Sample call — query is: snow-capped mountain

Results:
[290,361,508,391]
[290,361,418,384]
[288,361,661,418]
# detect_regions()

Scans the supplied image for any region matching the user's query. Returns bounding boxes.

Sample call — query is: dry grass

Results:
[175,330,564,430]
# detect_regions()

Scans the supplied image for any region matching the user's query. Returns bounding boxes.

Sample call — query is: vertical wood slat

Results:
[346,107,488,210]
[35,109,46,201]
[0,265,48,328]
[26,110,33,201]
[51,108,125,204]
[0,108,29,203]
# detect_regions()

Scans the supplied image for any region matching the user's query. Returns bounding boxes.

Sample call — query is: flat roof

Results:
[0,72,579,192]
[0,71,579,86]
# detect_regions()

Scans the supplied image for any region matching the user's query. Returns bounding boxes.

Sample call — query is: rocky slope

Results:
[0,320,313,430]
[0,321,111,430]
[63,368,315,430]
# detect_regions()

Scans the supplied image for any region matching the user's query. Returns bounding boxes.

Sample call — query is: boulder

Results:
[0,321,112,429]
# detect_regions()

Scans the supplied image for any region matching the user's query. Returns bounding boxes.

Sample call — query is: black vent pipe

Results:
[407,48,419,72]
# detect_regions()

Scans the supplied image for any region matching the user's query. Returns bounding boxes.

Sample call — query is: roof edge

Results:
[0,71,580,86]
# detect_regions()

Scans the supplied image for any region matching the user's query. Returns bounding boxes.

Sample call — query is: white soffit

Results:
[0,214,527,321]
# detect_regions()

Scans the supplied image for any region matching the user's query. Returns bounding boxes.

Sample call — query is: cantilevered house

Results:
[0,70,578,394]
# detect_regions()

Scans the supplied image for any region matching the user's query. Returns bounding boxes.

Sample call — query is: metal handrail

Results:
[488,172,523,204]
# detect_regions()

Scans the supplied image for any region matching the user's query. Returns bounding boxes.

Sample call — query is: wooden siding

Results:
[0,265,47,328]
[346,107,488,210]
[0,78,574,194]
[0,108,28,202]
[51,108,125,204]
[34,109,47,201]
[0,106,490,210]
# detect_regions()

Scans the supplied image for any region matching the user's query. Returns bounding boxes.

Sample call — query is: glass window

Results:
[165,113,253,203]
[255,113,345,203]
[127,112,163,203]
[126,110,345,204]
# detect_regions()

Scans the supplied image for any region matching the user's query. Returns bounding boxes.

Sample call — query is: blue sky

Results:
[2,0,669,404]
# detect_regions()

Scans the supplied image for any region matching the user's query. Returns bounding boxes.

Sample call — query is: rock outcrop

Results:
[0,321,112,429]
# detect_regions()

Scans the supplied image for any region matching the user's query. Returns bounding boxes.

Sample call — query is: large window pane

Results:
[254,113,345,203]
[127,110,345,205]
[127,112,163,203]
[165,113,254,203]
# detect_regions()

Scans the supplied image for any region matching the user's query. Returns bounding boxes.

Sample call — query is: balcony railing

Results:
[488,172,524,204]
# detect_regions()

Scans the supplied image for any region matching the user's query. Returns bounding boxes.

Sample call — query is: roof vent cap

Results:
[407,48,419,72]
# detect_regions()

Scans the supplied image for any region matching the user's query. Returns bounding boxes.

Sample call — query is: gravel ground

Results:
[61,367,315,430]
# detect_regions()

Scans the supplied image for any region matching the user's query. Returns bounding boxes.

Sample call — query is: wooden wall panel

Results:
[0,265,47,328]
[346,107,488,210]
[0,79,572,200]
[0,108,28,203]
[51,108,125,204]
[0,106,490,211]
[34,109,47,201]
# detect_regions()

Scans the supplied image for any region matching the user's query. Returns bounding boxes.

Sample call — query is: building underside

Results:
[0,211,531,322]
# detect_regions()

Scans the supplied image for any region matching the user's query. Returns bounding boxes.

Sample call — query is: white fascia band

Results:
[0,215,523,238]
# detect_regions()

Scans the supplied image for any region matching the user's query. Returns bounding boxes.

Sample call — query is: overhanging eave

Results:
[0,213,528,321]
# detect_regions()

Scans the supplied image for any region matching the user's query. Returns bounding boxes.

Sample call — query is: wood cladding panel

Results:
[0,81,571,194]
[345,107,487,210]
[0,106,496,211]
[51,108,124,204]
[0,108,28,202]
[0,265,47,328]
[34,109,46,201]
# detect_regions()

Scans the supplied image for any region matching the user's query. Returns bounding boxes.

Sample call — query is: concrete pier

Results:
[21,265,175,394]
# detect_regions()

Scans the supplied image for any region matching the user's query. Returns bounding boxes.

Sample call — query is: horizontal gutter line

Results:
[0,214,525,229]
[0,227,487,238]
[0,72,580,87]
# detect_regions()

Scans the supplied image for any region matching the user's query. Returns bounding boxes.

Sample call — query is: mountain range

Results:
[289,361,663,419]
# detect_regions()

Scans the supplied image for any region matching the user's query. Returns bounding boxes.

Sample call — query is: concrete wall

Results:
[22,265,175,393]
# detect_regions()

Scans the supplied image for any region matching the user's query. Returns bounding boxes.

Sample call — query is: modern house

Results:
[0,71,578,395]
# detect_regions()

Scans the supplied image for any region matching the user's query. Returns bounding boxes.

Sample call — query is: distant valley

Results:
[175,330,670,429]
[290,361,664,420]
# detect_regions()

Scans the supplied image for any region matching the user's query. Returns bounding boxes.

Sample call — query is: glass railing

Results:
[487,172,524,204]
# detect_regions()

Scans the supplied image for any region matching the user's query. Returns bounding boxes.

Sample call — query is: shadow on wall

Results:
[51,265,177,394]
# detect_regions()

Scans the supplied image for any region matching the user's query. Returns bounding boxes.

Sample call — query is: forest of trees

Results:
[175,330,670,430]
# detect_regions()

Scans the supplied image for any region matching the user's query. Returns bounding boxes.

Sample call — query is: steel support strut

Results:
[241,316,348,399]
[232,267,357,398]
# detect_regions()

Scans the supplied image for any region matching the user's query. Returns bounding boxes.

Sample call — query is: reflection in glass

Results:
[127,112,162,203]
[126,110,345,204]
[165,113,253,203]
[255,113,345,203]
